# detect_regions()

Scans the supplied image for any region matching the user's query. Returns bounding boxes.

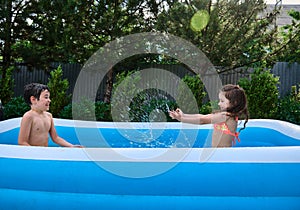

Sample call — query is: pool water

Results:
[1,119,299,147]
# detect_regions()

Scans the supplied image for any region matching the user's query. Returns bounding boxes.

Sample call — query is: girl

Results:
[169,84,249,147]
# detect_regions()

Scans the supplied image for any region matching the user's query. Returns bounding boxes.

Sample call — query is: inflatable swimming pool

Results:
[0,118,300,209]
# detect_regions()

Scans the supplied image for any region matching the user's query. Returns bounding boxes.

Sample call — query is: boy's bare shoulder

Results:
[22,110,34,120]
[44,111,53,118]
[43,112,53,123]
[22,110,53,120]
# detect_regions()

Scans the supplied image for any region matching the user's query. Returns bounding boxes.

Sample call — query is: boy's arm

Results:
[18,114,32,146]
[49,117,82,147]
[51,135,74,147]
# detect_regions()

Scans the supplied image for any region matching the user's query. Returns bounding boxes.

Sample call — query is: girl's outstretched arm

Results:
[169,108,213,124]
[169,108,228,125]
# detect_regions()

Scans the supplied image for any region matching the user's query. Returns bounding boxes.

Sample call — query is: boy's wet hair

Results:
[24,83,50,105]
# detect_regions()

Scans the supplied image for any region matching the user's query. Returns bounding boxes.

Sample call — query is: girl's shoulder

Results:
[211,112,228,124]
[211,112,238,123]
[225,115,238,129]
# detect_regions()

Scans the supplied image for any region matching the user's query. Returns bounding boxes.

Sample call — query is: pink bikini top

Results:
[214,116,240,144]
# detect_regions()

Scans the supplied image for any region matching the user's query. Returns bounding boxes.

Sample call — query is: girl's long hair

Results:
[221,84,249,132]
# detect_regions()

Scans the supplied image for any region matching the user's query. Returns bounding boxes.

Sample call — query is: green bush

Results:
[3,96,30,119]
[177,74,206,113]
[238,68,279,119]
[111,70,177,122]
[111,70,142,121]
[0,66,14,105]
[277,85,300,124]
[95,101,112,121]
[59,100,111,121]
[47,65,71,117]
[128,91,176,122]
[199,101,218,115]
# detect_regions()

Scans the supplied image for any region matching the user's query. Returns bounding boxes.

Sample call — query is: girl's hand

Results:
[175,108,183,116]
[169,108,183,121]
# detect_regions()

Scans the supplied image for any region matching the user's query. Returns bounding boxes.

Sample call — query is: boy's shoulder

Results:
[22,110,34,118]
[45,111,53,118]
[23,110,53,119]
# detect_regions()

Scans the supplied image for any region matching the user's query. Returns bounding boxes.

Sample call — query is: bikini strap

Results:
[232,116,240,145]
[232,132,240,145]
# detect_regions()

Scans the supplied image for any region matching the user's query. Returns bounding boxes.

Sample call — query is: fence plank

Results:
[272,62,300,97]
[11,62,300,100]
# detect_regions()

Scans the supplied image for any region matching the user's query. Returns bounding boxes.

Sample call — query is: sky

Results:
[266,0,300,4]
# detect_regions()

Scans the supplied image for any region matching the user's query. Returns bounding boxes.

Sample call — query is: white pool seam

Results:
[1,144,300,163]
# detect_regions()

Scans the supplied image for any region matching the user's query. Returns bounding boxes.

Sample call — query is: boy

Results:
[18,83,82,147]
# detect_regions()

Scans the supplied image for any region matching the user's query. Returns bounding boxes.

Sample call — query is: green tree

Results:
[273,9,300,63]
[0,0,33,103]
[155,0,280,70]
[1,0,166,103]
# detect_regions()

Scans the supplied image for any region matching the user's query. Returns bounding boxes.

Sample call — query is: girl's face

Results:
[218,92,230,111]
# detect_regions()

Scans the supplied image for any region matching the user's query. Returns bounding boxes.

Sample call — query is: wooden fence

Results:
[11,62,300,100]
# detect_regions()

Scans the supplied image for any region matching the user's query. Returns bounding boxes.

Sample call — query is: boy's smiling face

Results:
[31,90,51,112]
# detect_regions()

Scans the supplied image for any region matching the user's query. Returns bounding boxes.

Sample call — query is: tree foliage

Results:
[0,0,166,103]
[1,0,299,108]
[273,9,300,63]
[0,0,32,103]
[155,0,280,70]
[3,0,164,66]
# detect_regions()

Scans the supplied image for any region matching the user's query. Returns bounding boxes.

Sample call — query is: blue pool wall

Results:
[0,146,300,209]
[0,118,300,209]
